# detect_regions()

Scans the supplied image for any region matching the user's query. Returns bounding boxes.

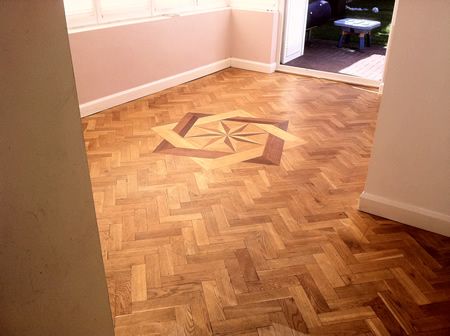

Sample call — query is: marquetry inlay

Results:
[152,110,304,169]
[83,69,450,336]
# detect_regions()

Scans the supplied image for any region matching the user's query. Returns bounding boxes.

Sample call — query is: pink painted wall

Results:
[231,10,279,64]
[69,9,279,105]
[69,10,231,104]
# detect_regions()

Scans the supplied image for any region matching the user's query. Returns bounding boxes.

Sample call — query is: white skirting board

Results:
[79,59,230,117]
[277,64,381,88]
[359,192,450,237]
[79,58,276,117]
[230,58,277,74]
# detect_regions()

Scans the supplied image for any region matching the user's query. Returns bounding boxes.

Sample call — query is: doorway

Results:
[278,0,396,87]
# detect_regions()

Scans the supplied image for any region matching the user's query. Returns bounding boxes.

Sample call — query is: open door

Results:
[281,0,309,64]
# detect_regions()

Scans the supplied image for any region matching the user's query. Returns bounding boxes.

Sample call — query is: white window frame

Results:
[98,0,153,23]
[152,0,196,15]
[64,0,231,29]
[230,0,278,12]
[63,0,99,28]
[198,0,229,10]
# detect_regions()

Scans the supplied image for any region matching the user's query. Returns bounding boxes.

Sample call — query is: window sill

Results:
[68,7,231,35]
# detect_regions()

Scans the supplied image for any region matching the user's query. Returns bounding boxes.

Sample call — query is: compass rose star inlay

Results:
[152,110,304,169]
[185,121,268,153]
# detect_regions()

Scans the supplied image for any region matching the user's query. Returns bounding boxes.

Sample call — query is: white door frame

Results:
[275,0,382,88]
[281,0,309,63]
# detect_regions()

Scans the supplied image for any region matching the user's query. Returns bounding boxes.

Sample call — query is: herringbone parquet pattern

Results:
[82,69,450,336]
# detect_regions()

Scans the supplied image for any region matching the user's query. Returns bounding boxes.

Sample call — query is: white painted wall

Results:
[360,0,450,236]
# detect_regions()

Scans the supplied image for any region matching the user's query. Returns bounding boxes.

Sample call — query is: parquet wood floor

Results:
[82,69,450,336]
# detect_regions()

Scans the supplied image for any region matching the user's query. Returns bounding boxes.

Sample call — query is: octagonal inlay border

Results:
[152,110,304,169]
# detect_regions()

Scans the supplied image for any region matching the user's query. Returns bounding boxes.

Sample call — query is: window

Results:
[230,0,278,11]
[100,0,151,21]
[152,0,196,15]
[64,0,230,29]
[63,0,97,27]
[198,0,229,9]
